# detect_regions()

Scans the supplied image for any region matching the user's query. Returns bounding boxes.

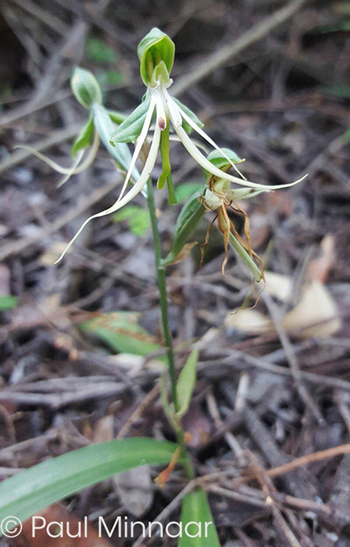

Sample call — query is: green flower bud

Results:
[137,28,175,86]
[71,67,102,110]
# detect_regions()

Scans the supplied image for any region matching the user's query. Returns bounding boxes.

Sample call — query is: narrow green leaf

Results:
[111,95,151,144]
[172,98,204,133]
[176,350,199,418]
[71,116,94,157]
[0,438,178,532]
[179,488,220,547]
[0,295,18,311]
[162,188,206,267]
[79,312,161,356]
[113,205,151,236]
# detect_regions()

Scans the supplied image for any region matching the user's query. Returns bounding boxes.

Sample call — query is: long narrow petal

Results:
[171,95,245,178]
[55,118,161,264]
[114,94,156,204]
[172,122,307,191]
[15,131,100,176]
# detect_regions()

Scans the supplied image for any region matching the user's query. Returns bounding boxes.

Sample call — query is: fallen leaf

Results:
[114,466,154,517]
[226,279,341,338]
[308,235,336,284]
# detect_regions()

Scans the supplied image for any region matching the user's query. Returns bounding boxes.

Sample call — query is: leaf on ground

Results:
[0,437,178,530]
[179,487,220,547]
[308,235,335,284]
[79,312,161,356]
[226,275,341,338]
[114,466,153,517]
[12,503,111,547]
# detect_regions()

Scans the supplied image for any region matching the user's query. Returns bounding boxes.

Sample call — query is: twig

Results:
[262,291,324,424]
[172,0,306,95]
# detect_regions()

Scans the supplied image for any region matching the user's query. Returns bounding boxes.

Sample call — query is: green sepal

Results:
[162,188,206,267]
[108,110,127,125]
[71,116,94,157]
[203,147,244,180]
[137,28,175,86]
[110,94,152,144]
[91,103,136,176]
[172,98,204,133]
[71,67,102,110]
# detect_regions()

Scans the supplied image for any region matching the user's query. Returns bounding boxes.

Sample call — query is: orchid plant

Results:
[0,28,307,545]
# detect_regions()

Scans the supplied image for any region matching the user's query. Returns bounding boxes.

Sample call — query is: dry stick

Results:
[262,292,324,424]
[0,177,120,261]
[172,0,306,96]
[246,451,303,547]
[267,443,350,479]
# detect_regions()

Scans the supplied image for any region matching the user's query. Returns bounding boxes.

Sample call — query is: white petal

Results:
[162,88,182,127]
[173,123,307,191]
[16,131,100,176]
[173,98,246,178]
[115,94,156,204]
[55,117,161,263]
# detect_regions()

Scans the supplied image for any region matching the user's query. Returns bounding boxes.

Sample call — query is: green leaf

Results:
[0,438,178,532]
[0,295,18,311]
[71,116,94,157]
[203,148,244,180]
[172,98,204,133]
[79,312,161,356]
[113,205,151,236]
[111,94,151,144]
[108,110,127,125]
[137,28,175,86]
[162,188,206,267]
[175,182,205,202]
[91,103,136,175]
[176,350,199,418]
[86,38,118,64]
[71,67,102,110]
[179,488,220,547]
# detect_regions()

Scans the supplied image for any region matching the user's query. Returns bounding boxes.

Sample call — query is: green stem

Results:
[146,178,195,480]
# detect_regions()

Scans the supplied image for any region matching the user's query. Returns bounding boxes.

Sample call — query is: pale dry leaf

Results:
[281,280,341,337]
[264,271,293,303]
[308,235,335,284]
[226,280,340,338]
[114,466,153,517]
